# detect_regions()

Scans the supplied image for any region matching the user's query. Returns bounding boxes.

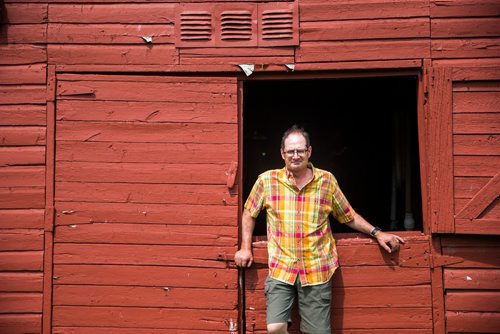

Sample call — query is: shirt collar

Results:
[280,162,319,185]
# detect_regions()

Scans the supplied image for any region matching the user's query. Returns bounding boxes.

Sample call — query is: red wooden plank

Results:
[0,187,45,209]
[52,306,237,331]
[53,285,237,309]
[57,73,236,83]
[1,24,47,44]
[0,251,44,271]
[0,292,43,312]
[56,161,229,185]
[429,237,446,334]
[52,328,229,334]
[442,245,500,268]
[447,291,500,312]
[48,24,174,44]
[2,4,48,23]
[0,147,45,166]
[420,60,432,235]
[247,307,432,331]
[342,308,429,331]
[0,229,44,251]
[55,202,236,226]
[455,198,500,218]
[454,134,500,155]
[446,311,500,333]
[0,64,47,85]
[56,80,236,102]
[247,266,431,287]
[179,47,294,65]
[0,45,46,65]
[453,91,500,113]
[250,331,430,334]
[444,268,500,289]
[56,141,237,164]
[0,209,45,229]
[429,67,454,233]
[430,0,500,18]
[339,241,429,267]
[0,273,44,292]
[432,18,500,38]
[0,166,45,187]
[56,122,237,144]
[54,223,237,246]
[0,85,46,104]
[55,182,238,206]
[454,177,490,199]
[53,264,237,288]
[246,285,431,308]
[453,113,500,134]
[48,45,178,65]
[42,232,54,334]
[301,18,429,42]
[295,59,422,71]
[48,4,176,23]
[53,243,235,268]
[453,81,500,92]
[0,314,41,334]
[296,40,430,63]
[178,47,293,57]
[300,1,429,21]
[0,105,46,125]
[56,100,236,123]
[252,239,430,267]
[454,156,500,177]
[456,172,500,219]
[432,38,500,59]
[440,235,499,247]
[455,218,500,235]
[452,62,500,81]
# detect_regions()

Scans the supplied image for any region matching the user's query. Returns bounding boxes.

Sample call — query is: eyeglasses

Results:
[283,148,309,157]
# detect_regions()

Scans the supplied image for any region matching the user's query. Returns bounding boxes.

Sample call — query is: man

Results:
[234,125,405,334]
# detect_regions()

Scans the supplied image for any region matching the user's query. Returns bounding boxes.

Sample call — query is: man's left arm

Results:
[345,214,405,253]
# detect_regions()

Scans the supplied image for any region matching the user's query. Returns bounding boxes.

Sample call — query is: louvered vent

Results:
[179,11,212,42]
[261,9,294,41]
[175,2,298,47]
[221,11,252,41]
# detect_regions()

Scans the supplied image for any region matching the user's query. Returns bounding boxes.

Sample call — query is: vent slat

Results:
[220,10,252,42]
[179,10,212,42]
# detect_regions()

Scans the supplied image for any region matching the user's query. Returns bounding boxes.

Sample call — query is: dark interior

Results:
[243,76,422,236]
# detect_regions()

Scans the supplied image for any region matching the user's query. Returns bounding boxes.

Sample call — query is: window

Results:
[243,76,422,235]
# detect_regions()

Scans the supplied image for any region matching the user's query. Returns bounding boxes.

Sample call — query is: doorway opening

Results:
[243,76,422,236]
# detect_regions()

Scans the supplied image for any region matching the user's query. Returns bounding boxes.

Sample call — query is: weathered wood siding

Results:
[246,235,433,333]
[0,3,47,334]
[0,0,499,333]
[442,236,500,333]
[51,74,239,333]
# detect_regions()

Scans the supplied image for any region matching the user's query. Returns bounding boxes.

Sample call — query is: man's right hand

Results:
[234,249,253,268]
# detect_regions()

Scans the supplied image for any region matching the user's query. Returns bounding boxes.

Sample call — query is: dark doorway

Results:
[243,76,422,236]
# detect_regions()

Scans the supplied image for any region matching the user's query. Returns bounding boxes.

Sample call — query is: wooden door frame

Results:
[236,66,438,333]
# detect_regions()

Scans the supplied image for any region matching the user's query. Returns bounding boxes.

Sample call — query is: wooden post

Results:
[42,64,56,334]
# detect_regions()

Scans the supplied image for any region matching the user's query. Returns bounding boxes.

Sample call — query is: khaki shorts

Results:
[264,276,332,334]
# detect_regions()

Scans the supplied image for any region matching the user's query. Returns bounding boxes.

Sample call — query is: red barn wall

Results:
[0,3,48,334]
[0,0,499,333]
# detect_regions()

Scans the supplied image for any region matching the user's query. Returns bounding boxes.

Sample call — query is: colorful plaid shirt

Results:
[245,163,356,286]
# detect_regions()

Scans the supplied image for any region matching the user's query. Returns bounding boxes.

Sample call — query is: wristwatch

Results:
[370,226,382,237]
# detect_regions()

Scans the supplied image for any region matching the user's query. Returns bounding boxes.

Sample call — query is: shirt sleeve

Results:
[244,176,265,218]
[330,175,356,224]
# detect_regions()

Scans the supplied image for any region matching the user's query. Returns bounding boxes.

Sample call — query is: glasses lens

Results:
[285,148,307,156]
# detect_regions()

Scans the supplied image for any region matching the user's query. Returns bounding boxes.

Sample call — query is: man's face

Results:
[281,132,312,174]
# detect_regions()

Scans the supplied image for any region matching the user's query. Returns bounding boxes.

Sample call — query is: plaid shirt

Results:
[245,163,355,286]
